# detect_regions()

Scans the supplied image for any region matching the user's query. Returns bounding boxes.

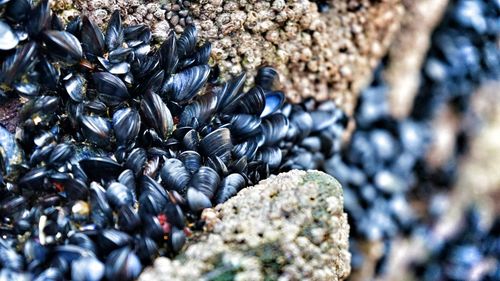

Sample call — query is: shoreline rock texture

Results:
[74,0,405,115]
[139,170,351,281]
[384,0,450,119]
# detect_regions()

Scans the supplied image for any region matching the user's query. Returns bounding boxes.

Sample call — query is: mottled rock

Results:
[139,170,351,281]
[75,0,405,115]
[384,0,450,118]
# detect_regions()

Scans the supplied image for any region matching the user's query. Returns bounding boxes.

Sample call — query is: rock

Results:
[384,0,450,118]
[74,0,406,115]
[139,170,351,281]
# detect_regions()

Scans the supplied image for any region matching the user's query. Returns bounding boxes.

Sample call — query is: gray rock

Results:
[139,170,351,281]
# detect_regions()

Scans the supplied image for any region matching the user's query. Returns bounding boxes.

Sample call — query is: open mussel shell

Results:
[214,173,245,205]
[160,158,190,194]
[0,21,19,50]
[200,128,233,163]
[42,30,83,64]
[261,90,285,118]
[140,91,174,139]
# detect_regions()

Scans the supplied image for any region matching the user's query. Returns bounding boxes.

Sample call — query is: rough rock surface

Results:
[75,0,405,115]
[139,170,351,281]
[384,0,450,118]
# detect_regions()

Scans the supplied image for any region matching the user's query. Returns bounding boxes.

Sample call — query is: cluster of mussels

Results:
[412,207,500,281]
[324,72,431,275]
[412,0,500,120]
[338,0,500,277]
[412,0,500,196]
[0,1,347,280]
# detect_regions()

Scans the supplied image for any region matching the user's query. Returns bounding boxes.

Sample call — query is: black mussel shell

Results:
[90,182,113,228]
[71,256,105,281]
[106,182,134,208]
[261,90,285,118]
[140,91,173,139]
[189,166,220,200]
[177,25,197,58]
[200,128,233,163]
[214,173,245,204]
[80,115,111,147]
[159,31,178,75]
[42,30,83,64]
[63,73,86,102]
[233,86,266,115]
[93,72,129,106]
[216,72,246,111]
[179,91,217,127]
[113,108,141,147]
[4,0,30,23]
[125,148,147,177]
[261,113,289,146]
[37,55,60,90]
[105,247,141,281]
[0,21,19,51]
[105,10,123,52]
[27,0,50,37]
[1,42,37,85]
[79,157,122,181]
[162,65,211,103]
[256,66,279,90]
[81,15,105,58]
[160,158,190,194]
[178,150,201,175]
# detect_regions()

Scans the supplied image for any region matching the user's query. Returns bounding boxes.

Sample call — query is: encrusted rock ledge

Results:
[75,0,405,115]
[139,170,351,281]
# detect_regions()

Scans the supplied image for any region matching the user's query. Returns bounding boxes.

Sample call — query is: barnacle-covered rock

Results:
[75,0,405,115]
[384,0,450,118]
[139,170,351,281]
